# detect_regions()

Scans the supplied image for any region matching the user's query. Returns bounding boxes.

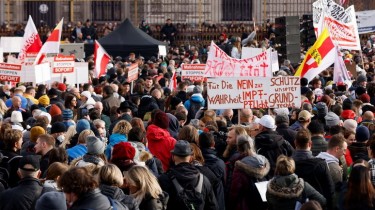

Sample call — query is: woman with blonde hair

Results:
[266,155,326,210]
[231,37,242,59]
[0,99,8,121]
[98,164,138,210]
[106,120,132,159]
[125,165,168,210]
[177,125,199,143]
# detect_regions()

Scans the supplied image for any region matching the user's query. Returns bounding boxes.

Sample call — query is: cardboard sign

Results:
[181,64,206,82]
[0,37,23,53]
[0,63,22,82]
[158,45,167,56]
[204,42,272,77]
[271,51,279,72]
[52,55,75,73]
[34,63,51,84]
[63,62,89,85]
[242,47,263,59]
[356,10,375,34]
[207,76,301,109]
[127,63,139,82]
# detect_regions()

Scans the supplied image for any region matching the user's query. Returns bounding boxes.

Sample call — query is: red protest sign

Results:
[181,64,207,82]
[0,63,22,82]
[53,55,75,73]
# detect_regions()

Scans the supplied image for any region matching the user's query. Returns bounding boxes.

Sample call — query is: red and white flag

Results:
[340,0,347,6]
[18,16,42,62]
[34,18,64,65]
[94,40,110,78]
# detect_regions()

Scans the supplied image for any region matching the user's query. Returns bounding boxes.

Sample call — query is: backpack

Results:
[170,173,204,210]
[187,99,202,122]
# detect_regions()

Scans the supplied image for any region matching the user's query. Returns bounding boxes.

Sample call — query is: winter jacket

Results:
[146,124,176,171]
[311,135,328,156]
[266,174,326,210]
[70,188,128,210]
[139,192,169,210]
[102,95,121,116]
[289,121,303,131]
[80,97,96,110]
[229,155,270,210]
[66,144,87,163]
[276,123,297,148]
[348,142,369,161]
[201,148,226,184]
[0,177,54,210]
[100,184,138,210]
[316,152,343,185]
[158,162,219,210]
[184,94,205,110]
[167,113,179,139]
[293,150,334,209]
[106,133,128,160]
[255,130,294,178]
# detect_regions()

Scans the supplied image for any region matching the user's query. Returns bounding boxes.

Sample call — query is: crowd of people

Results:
[1,15,375,210]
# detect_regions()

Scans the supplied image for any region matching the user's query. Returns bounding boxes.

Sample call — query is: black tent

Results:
[98,19,167,59]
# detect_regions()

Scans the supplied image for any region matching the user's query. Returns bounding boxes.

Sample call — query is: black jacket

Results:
[158,162,218,210]
[276,123,297,148]
[139,192,169,210]
[255,130,294,178]
[70,188,128,210]
[100,184,138,210]
[348,142,369,161]
[0,177,54,210]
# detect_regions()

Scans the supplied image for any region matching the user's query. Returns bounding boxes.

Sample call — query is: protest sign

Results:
[204,42,272,77]
[207,76,301,109]
[0,63,22,82]
[0,37,23,53]
[181,64,206,82]
[0,48,3,63]
[23,52,38,66]
[356,10,375,34]
[52,55,75,73]
[242,47,263,59]
[7,55,21,64]
[127,63,139,82]
[271,51,279,72]
[313,0,360,50]
[62,62,89,85]
[34,63,51,84]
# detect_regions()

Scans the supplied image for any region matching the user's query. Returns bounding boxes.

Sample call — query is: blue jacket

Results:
[67,144,87,163]
[184,93,205,110]
[6,94,28,109]
[105,133,128,160]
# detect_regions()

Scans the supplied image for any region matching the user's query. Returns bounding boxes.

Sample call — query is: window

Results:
[222,0,252,21]
[91,1,122,21]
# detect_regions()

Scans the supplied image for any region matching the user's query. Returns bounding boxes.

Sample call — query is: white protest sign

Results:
[241,47,263,59]
[0,37,23,53]
[0,48,3,63]
[158,45,167,56]
[21,65,36,82]
[313,0,360,50]
[0,63,22,82]
[34,63,51,84]
[127,63,139,82]
[207,76,301,109]
[7,56,21,64]
[271,51,279,72]
[63,62,89,85]
[356,10,375,34]
[23,52,38,66]
[52,55,75,73]
[205,42,272,77]
[181,64,206,82]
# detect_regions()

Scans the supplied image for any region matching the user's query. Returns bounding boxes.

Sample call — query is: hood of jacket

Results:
[267,174,304,199]
[99,184,125,201]
[146,124,173,142]
[316,152,338,164]
[190,94,204,103]
[170,162,200,187]
[109,133,127,146]
[167,113,179,139]
[255,130,286,149]
[81,97,96,108]
[235,154,270,179]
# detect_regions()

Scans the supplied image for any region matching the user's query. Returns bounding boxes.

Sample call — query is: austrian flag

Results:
[94,40,111,78]
[295,28,336,82]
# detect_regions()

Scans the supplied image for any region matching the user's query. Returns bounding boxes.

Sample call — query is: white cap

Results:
[259,115,276,129]
[81,91,91,99]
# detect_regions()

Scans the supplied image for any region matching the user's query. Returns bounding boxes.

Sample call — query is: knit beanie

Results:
[49,104,62,117]
[357,74,367,84]
[343,119,357,133]
[342,98,353,110]
[356,126,370,142]
[57,83,67,92]
[86,136,105,155]
[315,102,328,119]
[62,109,73,120]
[153,111,169,129]
[11,111,23,123]
[38,95,50,106]
[30,126,46,143]
[76,119,90,133]
[35,191,67,210]
[50,122,67,134]
[325,112,340,127]
[111,142,136,161]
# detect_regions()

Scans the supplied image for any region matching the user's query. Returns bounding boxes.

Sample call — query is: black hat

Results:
[51,122,67,134]
[19,155,40,171]
[171,140,193,156]
[48,88,60,96]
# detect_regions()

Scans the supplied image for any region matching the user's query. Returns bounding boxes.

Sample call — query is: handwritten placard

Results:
[207,76,301,109]
[0,63,22,82]
[181,64,206,82]
[204,42,272,77]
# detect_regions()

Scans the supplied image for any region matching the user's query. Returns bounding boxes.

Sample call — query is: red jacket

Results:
[146,124,176,171]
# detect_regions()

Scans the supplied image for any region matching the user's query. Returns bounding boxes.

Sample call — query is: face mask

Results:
[57,135,65,143]
[4,91,10,96]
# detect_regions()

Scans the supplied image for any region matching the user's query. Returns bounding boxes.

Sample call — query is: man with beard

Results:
[34,134,55,176]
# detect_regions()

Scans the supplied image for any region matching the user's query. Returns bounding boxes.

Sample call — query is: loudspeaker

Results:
[275,16,300,25]
[286,53,301,64]
[276,34,300,45]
